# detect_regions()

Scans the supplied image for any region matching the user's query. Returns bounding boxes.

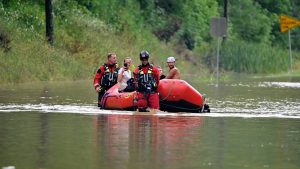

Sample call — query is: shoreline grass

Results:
[1,2,300,85]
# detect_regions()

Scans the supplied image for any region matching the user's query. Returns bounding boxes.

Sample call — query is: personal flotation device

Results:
[137,64,158,93]
[100,64,119,88]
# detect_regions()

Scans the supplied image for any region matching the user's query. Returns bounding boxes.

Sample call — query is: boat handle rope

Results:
[102,92,136,111]
[101,92,125,109]
[160,81,175,101]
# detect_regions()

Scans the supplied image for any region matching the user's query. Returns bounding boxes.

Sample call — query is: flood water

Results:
[0,76,300,169]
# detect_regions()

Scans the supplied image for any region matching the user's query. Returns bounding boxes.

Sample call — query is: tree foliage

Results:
[1,0,299,50]
[229,0,272,44]
[1,0,300,75]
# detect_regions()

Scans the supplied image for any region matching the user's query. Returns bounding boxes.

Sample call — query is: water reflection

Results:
[0,112,299,169]
[93,115,204,169]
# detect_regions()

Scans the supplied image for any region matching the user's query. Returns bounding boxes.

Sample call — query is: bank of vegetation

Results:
[0,0,299,84]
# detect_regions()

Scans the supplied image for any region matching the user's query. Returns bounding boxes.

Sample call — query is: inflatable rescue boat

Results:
[100,84,138,111]
[101,79,210,113]
[158,79,209,112]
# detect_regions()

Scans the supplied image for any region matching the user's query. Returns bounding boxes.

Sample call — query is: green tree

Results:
[178,0,218,49]
[229,0,272,44]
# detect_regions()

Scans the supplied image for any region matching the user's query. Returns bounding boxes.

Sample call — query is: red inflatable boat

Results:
[158,79,209,112]
[101,79,210,113]
[100,84,138,111]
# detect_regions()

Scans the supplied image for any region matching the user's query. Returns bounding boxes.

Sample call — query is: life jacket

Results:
[137,64,158,93]
[100,64,119,88]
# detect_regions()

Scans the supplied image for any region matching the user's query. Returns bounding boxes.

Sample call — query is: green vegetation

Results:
[222,41,293,73]
[0,0,176,83]
[0,0,300,84]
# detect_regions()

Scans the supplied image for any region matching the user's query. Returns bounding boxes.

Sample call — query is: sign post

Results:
[210,17,227,87]
[280,15,300,72]
[288,30,292,72]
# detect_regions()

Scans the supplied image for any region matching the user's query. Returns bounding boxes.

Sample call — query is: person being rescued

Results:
[93,53,119,108]
[134,50,160,112]
[165,56,180,79]
[157,66,166,80]
[117,57,135,92]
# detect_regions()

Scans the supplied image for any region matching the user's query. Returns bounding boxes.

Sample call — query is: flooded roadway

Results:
[0,76,299,169]
[0,76,299,118]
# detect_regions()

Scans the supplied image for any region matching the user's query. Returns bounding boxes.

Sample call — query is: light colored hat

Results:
[167,56,176,63]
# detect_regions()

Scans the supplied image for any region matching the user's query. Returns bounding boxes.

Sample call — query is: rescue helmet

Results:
[167,56,176,63]
[139,50,150,60]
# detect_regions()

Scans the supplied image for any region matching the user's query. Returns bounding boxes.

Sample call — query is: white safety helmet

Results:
[167,56,176,63]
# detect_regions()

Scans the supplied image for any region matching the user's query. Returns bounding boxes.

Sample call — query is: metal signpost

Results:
[280,15,300,72]
[210,17,227,87]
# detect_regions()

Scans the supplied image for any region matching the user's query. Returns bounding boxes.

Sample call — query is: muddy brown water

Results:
[0,76,299,169]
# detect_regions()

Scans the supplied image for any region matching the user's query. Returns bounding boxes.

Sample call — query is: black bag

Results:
[123,78,135,92]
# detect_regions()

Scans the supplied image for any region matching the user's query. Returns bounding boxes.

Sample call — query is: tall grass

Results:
[0,36,88,83]
[0,1,177,84]
[1,1,300,85]
[221,40,290,74]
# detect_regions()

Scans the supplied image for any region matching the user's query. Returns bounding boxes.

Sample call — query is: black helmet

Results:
[139,50,149,60]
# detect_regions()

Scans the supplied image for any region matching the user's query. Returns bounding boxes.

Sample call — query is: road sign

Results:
[210,17,227,87]
[280,15,300,32]
[280,15,299,72]
[210,17,227,37]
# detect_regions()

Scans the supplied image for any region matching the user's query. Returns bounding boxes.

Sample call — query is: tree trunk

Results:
[45,0,53,45]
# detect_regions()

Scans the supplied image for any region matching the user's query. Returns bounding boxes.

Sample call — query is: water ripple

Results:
[0,103,299,119]
[258,82,300,88]
[227,82,300,88]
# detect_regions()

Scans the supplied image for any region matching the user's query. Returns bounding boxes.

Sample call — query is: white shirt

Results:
[118,68,132,91]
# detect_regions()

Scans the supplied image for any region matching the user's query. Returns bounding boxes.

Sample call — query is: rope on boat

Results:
[160,81,175,101]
